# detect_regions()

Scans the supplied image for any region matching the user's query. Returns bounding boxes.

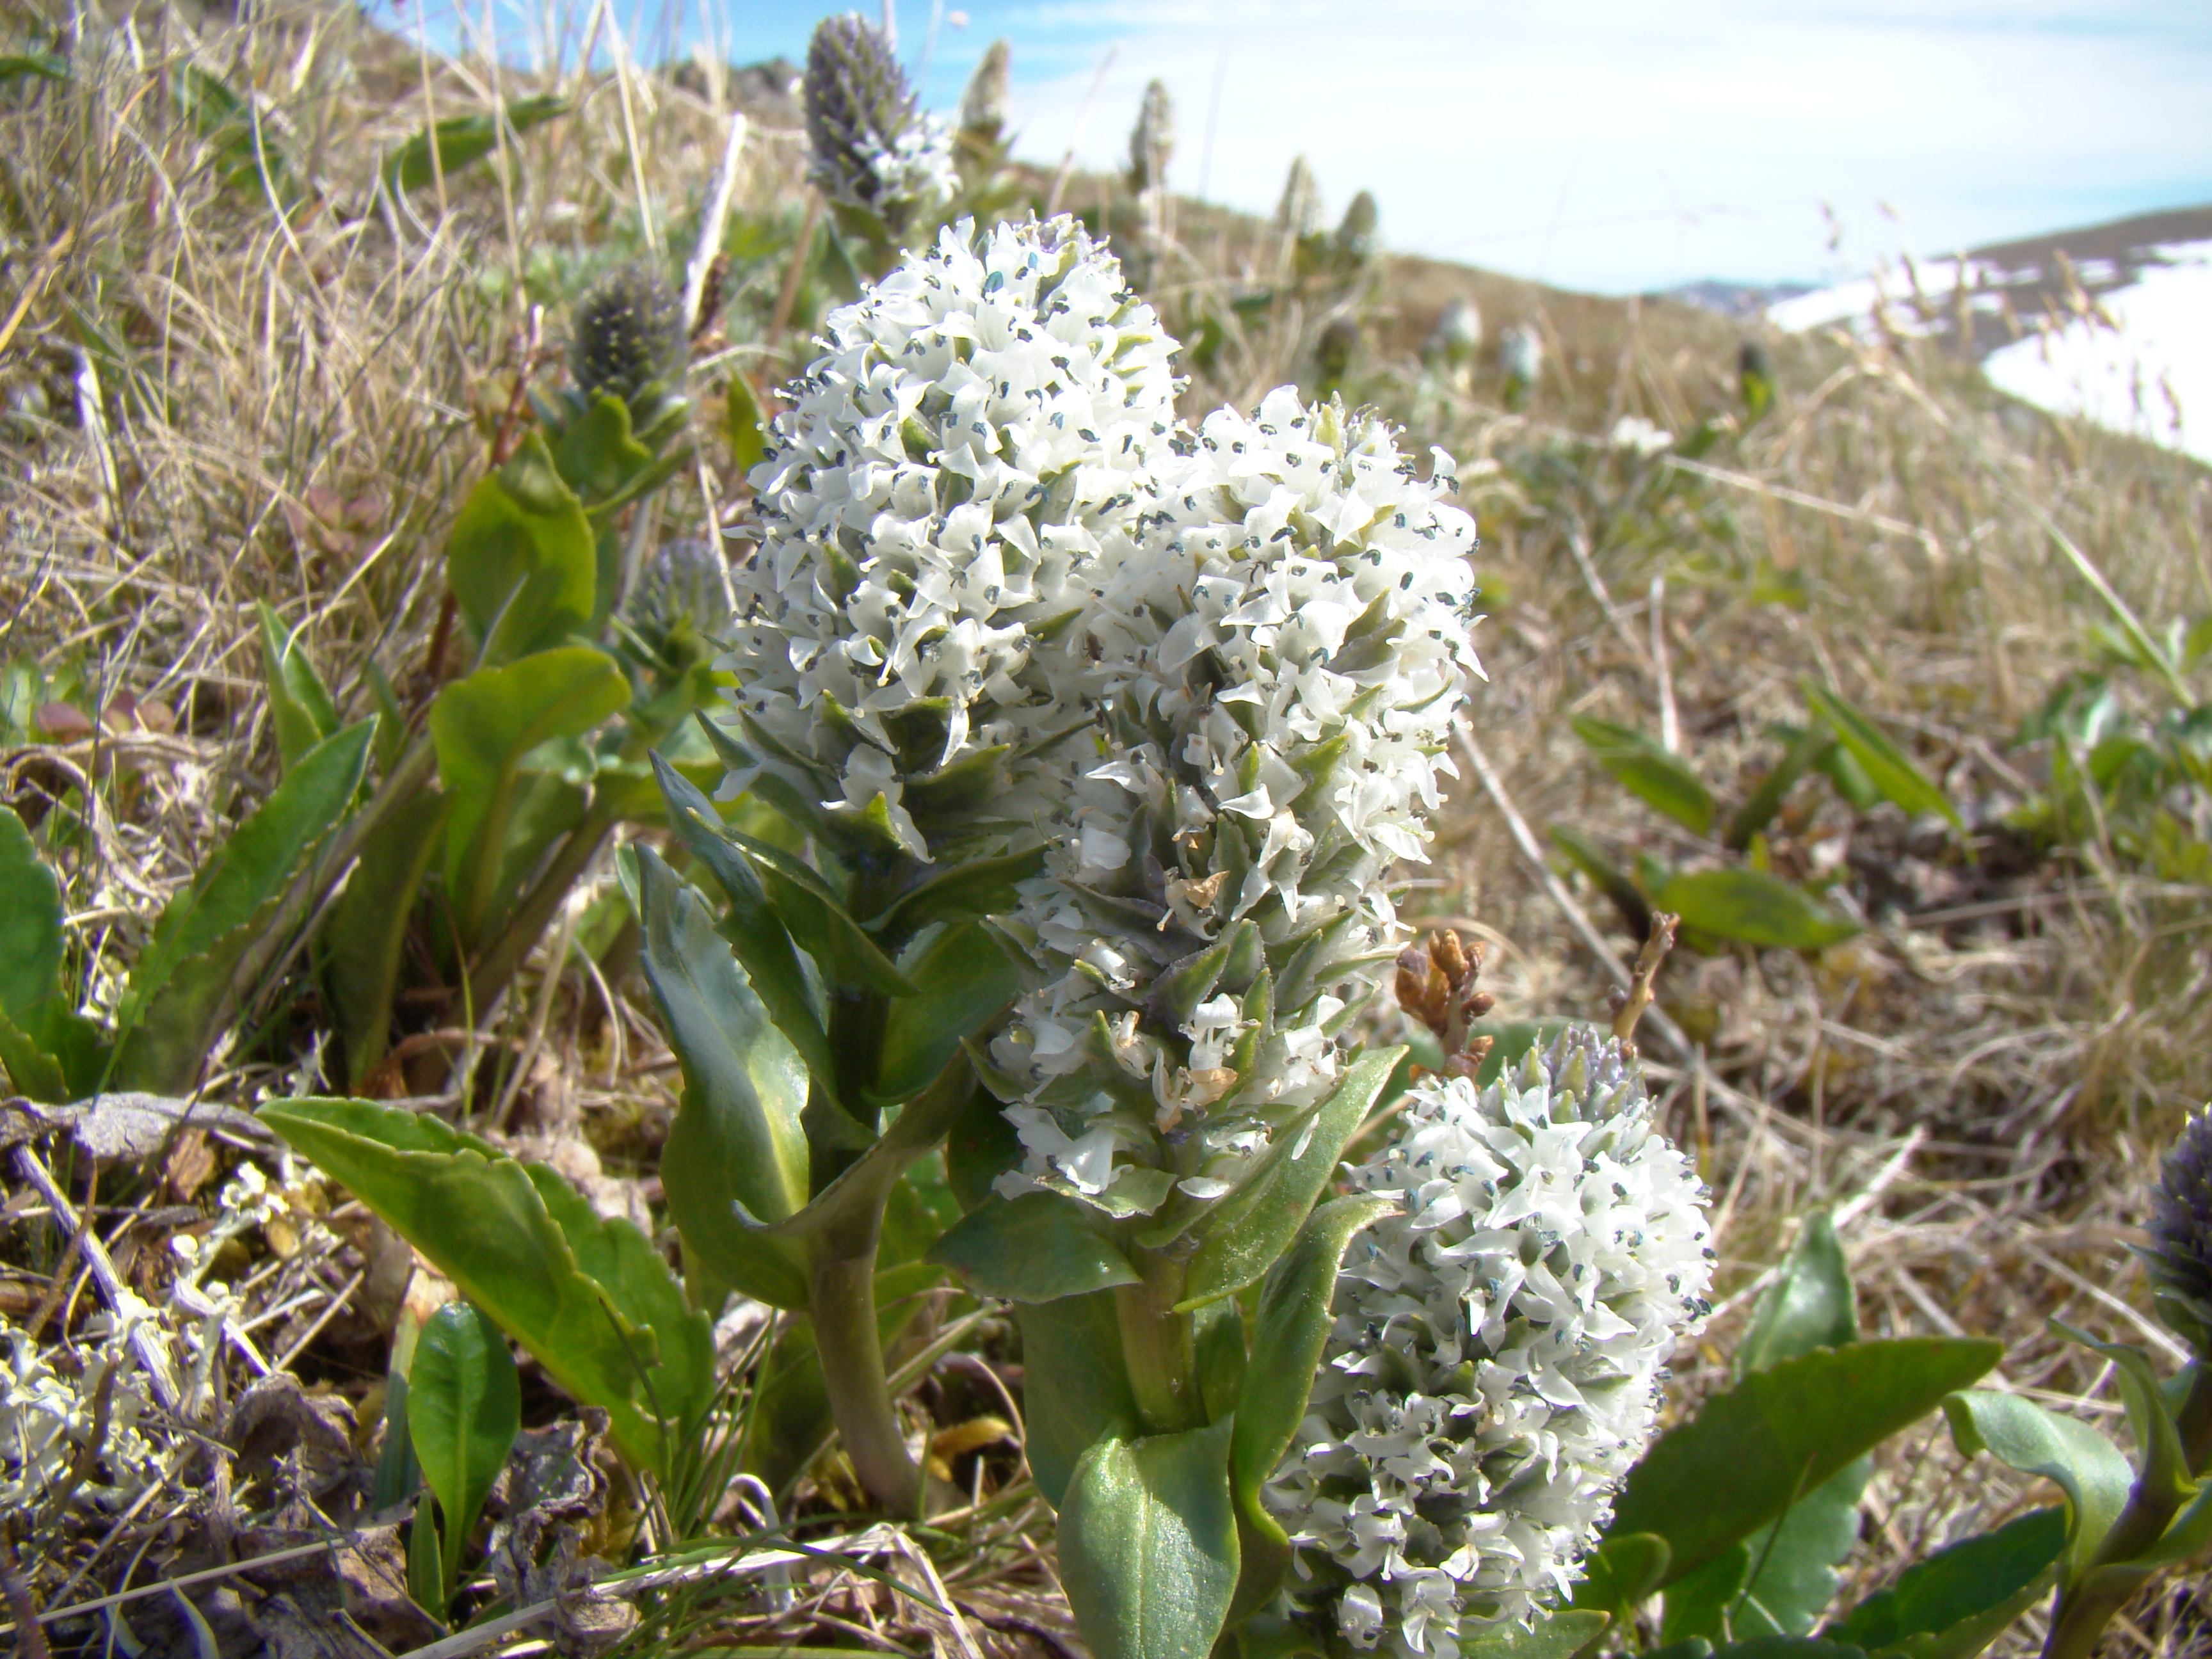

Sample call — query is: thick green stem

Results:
[1116,1251,1203,1434]
[2041,1361,2212,1659]
[810,1239,924,1519]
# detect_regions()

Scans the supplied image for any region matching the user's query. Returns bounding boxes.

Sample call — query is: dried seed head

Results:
[1128,78,1175,193]
[959,38,1012,147]
[570,265,684,406]
[2146,1106,2212,1353]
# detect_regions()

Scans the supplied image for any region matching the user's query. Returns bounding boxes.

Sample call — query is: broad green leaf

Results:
[1610,1338,2001,1585]
[726,373,767,474]
[1549,824,1654,938]
[1227,1195,1392,1621]
[445,433,597,662]
[384,95,569,194]
[1941,1390,2131,1578]
[0,1005,68,1103]
[257,1098,706,1477]
[1460,1614,1612,1659]
[1572,1532,1671,1614]
[327,791,449,1087]
[1821,1506,2065,1658]
[650,754,838,1094]
[554,394,653,513]
[743,848,918,998]
[879,1148,963,1267]
[255,602,340,773]
[2049,1321,2194,1517]
[870,844,1046,944]
[1573,714,1716,835]
[927,1192,1141,1302]
[1738,1213,1858,1379]
[1657,867,1859,953]
[431,648,628,942]
[1176,1048,1404,1306]
[1235,1617,1329,1659]
[871,923,1016,1105]
[0,806,62,1031]
[945,1071,1023,1212]
[408,1301,520,1595]
[1662,1546,1748,1643]
[1016,1289,1140,1510]
[1802,684,1962,830]
[115,721,375,1091]
[1060,1420,1240,1659]
[1706,1642,1868,1659]
[1730,1459,1872,1638]
[636,849,810,1310]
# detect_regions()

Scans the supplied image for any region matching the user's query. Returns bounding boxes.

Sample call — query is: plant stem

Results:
[809,1235,923,1519]
[1116,1249,1203,1434]
[2179,1361,2212,1477]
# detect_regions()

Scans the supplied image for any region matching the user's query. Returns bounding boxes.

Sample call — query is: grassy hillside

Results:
[4,3,2211,1653]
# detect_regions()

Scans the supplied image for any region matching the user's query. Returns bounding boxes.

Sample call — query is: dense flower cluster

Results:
[1264,1029,1713,1653]
[990,390,1482,1217]
[2145,1105,2212,1352]
[803,13,954,234]
[570,266,684,407]
[723,216,1180,858]
[1,1299,163,1513]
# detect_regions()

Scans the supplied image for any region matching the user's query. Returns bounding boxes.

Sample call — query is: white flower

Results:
[720,216,1180,860]
[1266,1029,1714,1653]
[991,392,1483,1216]
[1607,415,1673,457]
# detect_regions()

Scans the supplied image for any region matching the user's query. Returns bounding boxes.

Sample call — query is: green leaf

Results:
[1941,1390,2132,1579]
[1802,684,1962,830]
[257,1098,709,1477]
[726,373,767,474]
[1656,867,1859,953]
[1016,1290,1140,1510]
[927,1192,1141,1302]
[2049,1321,2195,1518]
[0,806,62,1032]
[1227,1195,1392,1620]
[0,1004,69,1104]
[1708,1642,1868,1659]
[431,648,629,944]
[0,52,69,83]
[408,1301,520,1596]
[256,602,341,772]
[1822,1506,2065,1658]
[115,721,376,1091]
[1573,1532,1672,1614]
[1573,714,1717,835]
[1738,1213,1858,1379]
[1662,1547,1748,1643]
[637,849,811,1310]
[408,1499,444,1615]
[553,394,656,521]
[1549,824,1655,938]
[743,849,918,997]
[1723,726,1835,853]
[870,844,1046,943]
[384,95,569,194]
[1176,1048,1404,1306]
[1610,1338,2001,1585]
[872,923,1016,1105]
[1459,1614,1612,1659]
[1059,1420,1240,1659]
[650,755,838,1095]
[327,791,449,1088]
[445,433,597,662]
[1730,1459,1872,1638]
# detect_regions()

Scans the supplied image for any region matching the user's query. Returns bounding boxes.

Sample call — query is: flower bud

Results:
[803,12,954,235]
[625,536,731,668]
[570,265,684,407]
[1335,189,1379,265]
[1277,156,1321,239]
[2146,1106,2212,1354]
[958,38,1012,149]
[1267,1029,1715,1649]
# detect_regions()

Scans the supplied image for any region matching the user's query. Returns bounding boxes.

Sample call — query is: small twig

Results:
[1649,573,1679,753]
[1452,717,1690,1062]
[10,1144,179,1412]
[1611,913,1679,1050]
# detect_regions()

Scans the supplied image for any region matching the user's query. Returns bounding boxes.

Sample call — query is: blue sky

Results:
[438,0,2212,294]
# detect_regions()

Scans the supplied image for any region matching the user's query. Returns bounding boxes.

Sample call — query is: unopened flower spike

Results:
[2144,1105,2212,1355]
[1128,78,1175,196]
[803,12,954,239]
[1267,1027,1715,1653]
[958,39,1012,152]
[720,216,1181,862]
[570,264,684,408]
[991,391,1484,1221]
